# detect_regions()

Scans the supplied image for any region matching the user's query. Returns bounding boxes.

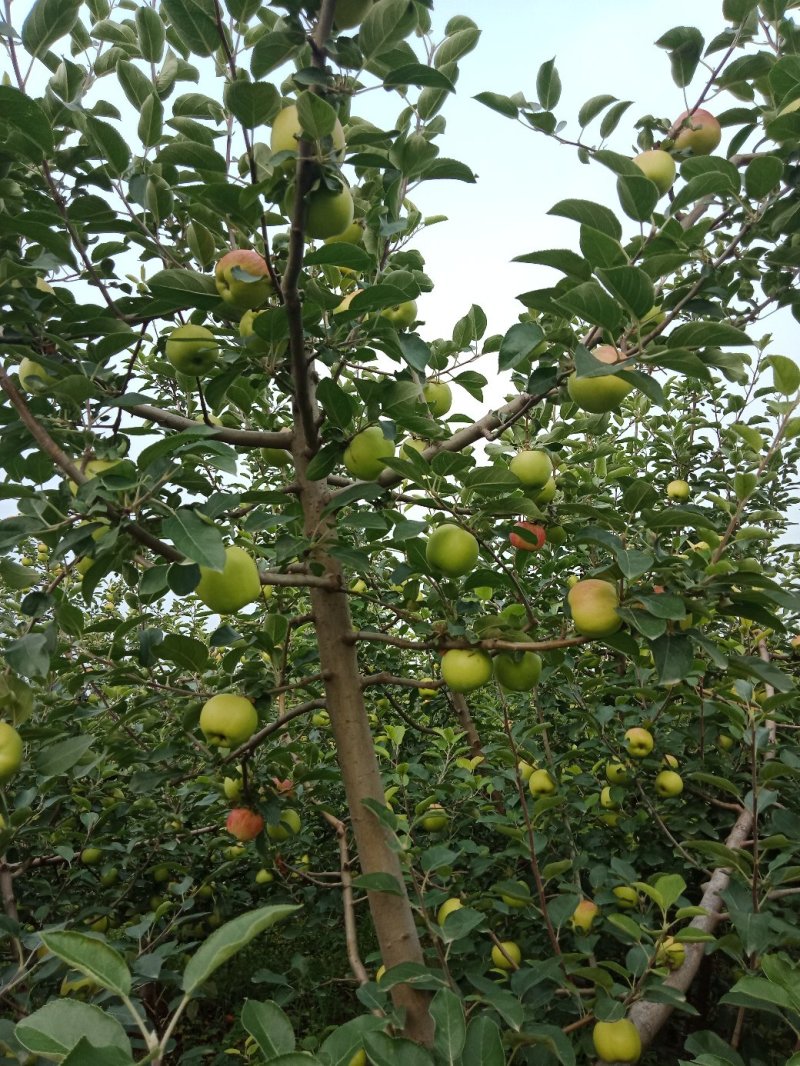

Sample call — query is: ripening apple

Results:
[567,579,622,638]
[165,324,219,376]
[566,345,634,414]
[344,426,394,479]
[632,149,676,195]
[612,886,639,909]
[534,476,557,504]
[509,449,553,488]
[624,727,654,759]
[18,356,55,391]
[325,220,363,245]
[422,380,452,416]
[528,769,556,796]
[599,786,619,810]
[381,300,417,329]
[195,545,262,614]
[592,1019,642,1064]
[419,803,448,831]
[491,940,521,970]
[654,769,684,797]
[215,250,274,311]
[440,648,492,692]
[226,807,265,841]
[437,897,463,925]
[509,521,546,551]
[656,936,686,970]
[266,808,302,842]
[606,761,630,785]
[571,898,600,934]
[425,522,479,578]
[493,651,542,691]
[305,184,355,241]
[256,868,274,884]
[667,478,691,501]
[672,109,722,155]
[518,760,536,781]
[270,103,346,163]
[199,694,259,748]
[0,721,23,783]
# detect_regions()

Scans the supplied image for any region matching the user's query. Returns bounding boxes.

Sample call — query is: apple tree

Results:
[1,0,800,1063]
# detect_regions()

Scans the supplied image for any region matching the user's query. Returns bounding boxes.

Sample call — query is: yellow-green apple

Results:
[223,845,246,860]
[663,753,679,769]
[0,722,23,783]
[18,356,55,391]
[67,458,120,496]
[437,897,463,924]
[717,734,735,752]
[419,804,448,831]
[534,476,557,504]
[223,776,244,801]
[592,1019,642,1063]
[656,936,686,970]
[491,940,521,970]
[215,250,273,311]
[572,898,600,933]
[567,579,621,637]
[80,847,103,866]
[528,769,556,796]
[624,727,654,758]
[305,184,354,240]
[266,808,301,841]
[261,447,292,468]
[381,300,417,329]
[673,109,721,155]
[509,449,553,488]
[566,345,633,414]
[333,288,362,315]
[509,521,546,551]
[333,0,373,28]
[270,103,346,161]
[152,864,171,883]
[422,380,452,416]
[325,220,363,244]
[599,786,619,810]
[632,149,676,195]
[426,523,479,577]
[199,694,258,747]
[347,1052,367,1066]
[195,545,262,614]
[654,769,684,797]
[311,710,330,727]
[518,760,536,781]
[165,324,219,376]
[612,886,639,909]
[500,881,531,908]
[256,868,274,884]
[417,680,438,698]
[99,868,119,888]
[493,651,542,691]
[401,436,429,459]
[667,479,690,501]
[440,648,492,692]
[226,808,265,841]
[343,426,394,479]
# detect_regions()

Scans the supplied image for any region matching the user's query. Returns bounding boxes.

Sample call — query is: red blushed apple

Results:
[510,522,546,551]
[226,808,265,841]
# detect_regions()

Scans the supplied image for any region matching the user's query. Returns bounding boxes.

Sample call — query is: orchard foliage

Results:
[1,0,800,1063]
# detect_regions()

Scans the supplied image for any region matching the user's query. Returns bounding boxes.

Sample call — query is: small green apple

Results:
[509,449,553,488]
[343,426,394,480]
[654,769,683,797]
[426,523,479,578]
[440,648,492,693]
[381,299,417,329]
[592,1019,642,1064]
[667,479,690,501]
[567,345,633,414]
[305,184,355,241]
[437,897,463,924]
[199,694,258,748]
[568,579,621,638]
[422,380,452,416]
[624,727,654,759]
[165,324,219,376]
[632,149,676,195]
[18,356,56,391]
[491,940,521,970]
[215,250,273,311]
[493,651,542,691]
[0,722,23,783]
[528,769,556,796]
[195,546,262,614]
[266,808,301,842]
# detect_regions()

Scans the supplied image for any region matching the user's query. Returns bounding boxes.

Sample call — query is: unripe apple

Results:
[223,776,244,801]
[195,546,262,614]
[437,897,463,925]
[226,807,265,841]
[256,868,274,884]
[381,300,417,329]
[215,250,273,311]
[509,449,553,488]
[80,847,103,866]
[491,940,521,970]
[567,579,621,638]
[667,478,691,501]
[499,881,531,908]
[305,184,355,241]
[571,898,600,934]
[654,769,684,797]
[518,760,536,781]
[270,103,346,162]
[566,345,633,414]
[266,808,301,842]
[717,733,735,752]
[534,476,557,504]
[663,753,679,769]
[632,149,676,195]
[199,694,258,748]
[528,769,556,796]
[0,721,23,783]
[422,380,452,416]
[426,523,479,578]
[606,761,630,785]
[612,885,639,909]
[343,426,394,480]
[165,324,219,376]
[440,648,492,692]
[493,651,542,691]
[599,786,619,810]
[592,1019,642,1063]
[624,727,654,759]
[18,356,55,391]
[673,109,721,155]
[656,936,686,970]
[67,457,120,496]
[419,803,448,831]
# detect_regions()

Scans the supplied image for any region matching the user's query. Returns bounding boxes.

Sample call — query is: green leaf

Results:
[21,0,81,57]
[656,25,705,87]
[650,632,693,685]
[40,932,131,997]
[296,89,339,139]
[135,6,166,62]
[358,0,418,60]
[15,1001,132,1062]
[304,244,372,271]
[138,94,164,148]
[765,354,800,395]
[473,91,519,119]
[578,94,617,127]
[498,322,545,372]
[317,378,356,430]
[418,157,476,183]
[35,735,94,778]
[0,87,54,159]
[512,247,591,279]
[183,905,299,996]
[652,873,686,910]
[117,60,154,109]
[3,633,50,679]
[555,282,623,333]
[462,1016,504,1066]
[363,1032,435,1066]
[162,0,221,57]
[549,199,622,239]
[157,141,227,172]
[351,872,404,895]
[83,116,131,176]
[434,23,480,67]
[62,1039,135,1066]
[667,322,752,349]
[251,30,299,79]
[688,772,743,800]
[745,154,784,199]
[162,508,226,570]
[536,57,561,110]
[430,988,466,1065]
[224,81,280,128]
[616,173,660,222]
[596,266,655,319]
[599,100,633,138]
[241,1000,295,1059]
[159,633,209,671]
[385,64,455,90]
[147,267,221,311]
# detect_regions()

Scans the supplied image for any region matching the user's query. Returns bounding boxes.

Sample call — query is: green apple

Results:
[18,356,55,391]
[425,523,479,578]
[509,449,553,488]
[717,734,735,752]
[567,345,633,414]
[261,447,293,468]
[67,458,120,496]
[499,881,531,908]
[215,250,273,311]
[152,863,171,883]
[518,760,536,781]
[440,648,492,692]
[534,476,557,504]
[199,694,258,747]
[401,437,428,459]
[528,769,556,796]
[667,478,690,501]
[419,803,448,831]
[592,1019,642,1063]
[305,184,355,241]
[100,867,119,888]
[80,847,103,866]
[0,721,23,783]
[567,579,621,638]
[491,940,521,971]
[422,380,452,416]
[606,762,629,785]
[270,103,346,162]
[599,786,619,810]
[333,0,373,28]
[654,769,684,797]
[493,651,542,691]
[437,897,463,924]
[663,753,679,769]
[572,898,600,933]
[266,808,301,842]
[256,868,274,884]
[624,727,654,759]
[632,149,676,195]
[343,426,394,479]
[673,108,721,155]
[195,545,262,614]
[381,300,417,329]
[347,1052,367,1066]
[656,936,686,970]
[325,220,363,244]
[612,885,639,909]
[223,845,246,860]
[165,324,219,376]
[223,776,244,801]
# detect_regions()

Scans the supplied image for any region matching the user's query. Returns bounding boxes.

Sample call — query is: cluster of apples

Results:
[632,107,722,199]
